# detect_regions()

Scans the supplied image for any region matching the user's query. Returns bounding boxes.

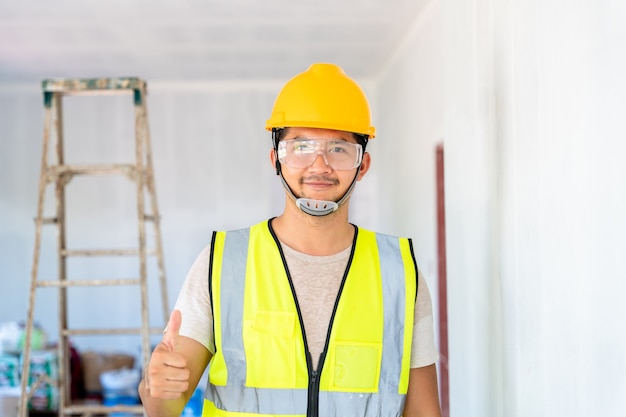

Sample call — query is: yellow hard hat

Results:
[266,63,376,138]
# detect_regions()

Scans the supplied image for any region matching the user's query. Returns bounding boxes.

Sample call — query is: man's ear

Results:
[357,152,371,180]
[270,148,280,175]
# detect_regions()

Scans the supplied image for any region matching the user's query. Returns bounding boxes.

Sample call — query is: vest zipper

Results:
[307,351,326,417]
[307,368,319,417]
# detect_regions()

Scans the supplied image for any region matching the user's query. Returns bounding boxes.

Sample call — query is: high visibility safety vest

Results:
[203,219,417,417]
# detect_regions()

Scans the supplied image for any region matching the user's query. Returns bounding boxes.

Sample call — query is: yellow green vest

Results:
[203,220,417,417]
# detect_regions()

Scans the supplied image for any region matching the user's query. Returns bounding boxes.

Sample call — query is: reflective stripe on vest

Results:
[204,220,416,417]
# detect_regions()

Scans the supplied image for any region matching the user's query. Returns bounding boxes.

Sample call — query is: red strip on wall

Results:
[436,144,450,417]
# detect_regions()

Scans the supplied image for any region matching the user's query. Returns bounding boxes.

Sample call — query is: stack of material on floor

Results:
[0,355,19,388]
[24,350,59,411]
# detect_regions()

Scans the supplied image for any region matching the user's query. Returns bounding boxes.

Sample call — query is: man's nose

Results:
[309,151,332,171]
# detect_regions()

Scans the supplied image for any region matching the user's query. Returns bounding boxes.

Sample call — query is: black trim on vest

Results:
[407,238,419,302]
[208,231,217,353]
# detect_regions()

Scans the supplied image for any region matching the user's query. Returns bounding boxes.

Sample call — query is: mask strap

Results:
[272,128,282,175]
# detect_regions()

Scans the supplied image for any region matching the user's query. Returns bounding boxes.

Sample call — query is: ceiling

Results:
[0,0,428,84]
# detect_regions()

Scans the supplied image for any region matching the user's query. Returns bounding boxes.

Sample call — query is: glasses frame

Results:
[277,138,363,171]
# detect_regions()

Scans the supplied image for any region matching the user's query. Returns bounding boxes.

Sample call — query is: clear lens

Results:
[278,139,363,170]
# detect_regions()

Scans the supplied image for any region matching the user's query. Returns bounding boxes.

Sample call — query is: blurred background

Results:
[1,0,625,416]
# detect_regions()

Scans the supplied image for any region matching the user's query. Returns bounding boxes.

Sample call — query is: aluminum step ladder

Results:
[19,77,169,417]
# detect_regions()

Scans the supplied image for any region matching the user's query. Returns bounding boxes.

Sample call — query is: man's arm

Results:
[138,310,212,417]
[403,364,442,417]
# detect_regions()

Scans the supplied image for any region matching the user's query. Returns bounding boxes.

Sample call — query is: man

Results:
[139,63,442,417]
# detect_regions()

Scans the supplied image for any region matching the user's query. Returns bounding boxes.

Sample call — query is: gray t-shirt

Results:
[174,240,439,369]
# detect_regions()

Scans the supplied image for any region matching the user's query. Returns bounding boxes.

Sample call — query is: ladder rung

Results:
[36,279,141,288]
[62,403,144,415]
[38,216,156,224]
[62,327,164,336]
[47,164,141,180]
[61,249,156,257]
[42,77,146,93]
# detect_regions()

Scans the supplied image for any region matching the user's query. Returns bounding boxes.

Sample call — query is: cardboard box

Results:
[81,351,135,394]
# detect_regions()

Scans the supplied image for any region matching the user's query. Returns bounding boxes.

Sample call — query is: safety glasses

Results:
[277,138,363,171]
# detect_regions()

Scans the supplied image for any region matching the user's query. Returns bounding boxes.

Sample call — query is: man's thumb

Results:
[162,309,182,350]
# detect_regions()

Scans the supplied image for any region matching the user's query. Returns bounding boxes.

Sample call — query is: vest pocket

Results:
[244,311,297,388]
[328,341,382,391]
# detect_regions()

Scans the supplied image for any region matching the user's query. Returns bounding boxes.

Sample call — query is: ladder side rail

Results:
[141,87,170,323]
[19,92,55,417]
[135,87,152,383]
[54,92,70,417]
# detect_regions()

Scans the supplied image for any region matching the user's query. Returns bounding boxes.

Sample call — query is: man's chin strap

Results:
[278,171,360,217]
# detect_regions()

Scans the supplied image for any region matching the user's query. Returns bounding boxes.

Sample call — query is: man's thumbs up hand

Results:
[162,309,182,351]
[146,309,190,399]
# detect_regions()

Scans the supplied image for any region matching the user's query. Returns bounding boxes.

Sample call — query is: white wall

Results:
[444,0,504,413]
[493,0,626,415]
[376,0,626,415]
